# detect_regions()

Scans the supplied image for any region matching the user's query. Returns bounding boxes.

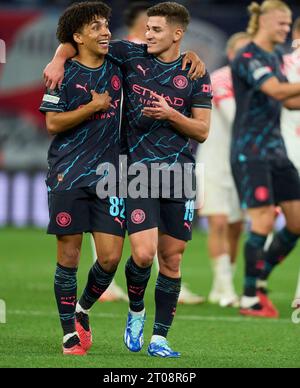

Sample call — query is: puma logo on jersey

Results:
[137,64,150,76]
[76,83,88,93]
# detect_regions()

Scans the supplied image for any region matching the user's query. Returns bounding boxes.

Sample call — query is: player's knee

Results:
[99,254,121,271]
[251,210,275,234]
[59,246,80,267]
[132,246,156,268]
[210,217,227,236]
[159,253,182,274]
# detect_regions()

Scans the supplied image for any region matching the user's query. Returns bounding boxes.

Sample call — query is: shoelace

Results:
[130,315,144,338]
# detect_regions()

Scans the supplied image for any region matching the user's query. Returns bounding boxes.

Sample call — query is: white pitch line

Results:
[7,310,293,324]
[176,315,291,324]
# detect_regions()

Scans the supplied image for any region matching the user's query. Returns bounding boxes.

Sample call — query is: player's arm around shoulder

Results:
[108,40,147,66]
[44,43,77,90]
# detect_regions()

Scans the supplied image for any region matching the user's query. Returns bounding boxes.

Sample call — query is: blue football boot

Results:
[148,337,181,358]
[124,310,146,352]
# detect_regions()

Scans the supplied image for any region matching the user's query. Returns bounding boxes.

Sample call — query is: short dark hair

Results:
[293,17,300,33]
[57,1,111,49]
[147,2,190,31]
[124,1,151,28]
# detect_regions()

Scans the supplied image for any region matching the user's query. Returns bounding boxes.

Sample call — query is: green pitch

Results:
[0,227,300,368]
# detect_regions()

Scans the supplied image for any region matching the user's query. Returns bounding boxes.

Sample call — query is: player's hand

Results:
[43,59,65,90]
[142,92,174,120]
[182,51,206,80]
[90,90,112,112]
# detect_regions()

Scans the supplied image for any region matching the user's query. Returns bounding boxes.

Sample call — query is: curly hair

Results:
[147,2,190,31]
[57,1,112,49]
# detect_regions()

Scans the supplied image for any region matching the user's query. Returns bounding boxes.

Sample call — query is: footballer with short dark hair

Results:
[147,1,190,31]
[106,1,212,358]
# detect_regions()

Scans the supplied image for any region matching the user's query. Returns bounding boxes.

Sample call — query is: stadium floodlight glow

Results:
[0,39,6,64]
[0,300,6,324]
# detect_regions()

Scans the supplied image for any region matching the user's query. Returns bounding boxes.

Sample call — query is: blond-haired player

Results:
[197,32,250,308]
[231,1,300,318]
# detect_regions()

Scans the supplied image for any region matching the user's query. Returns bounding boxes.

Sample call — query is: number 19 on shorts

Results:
[184,200,195,222]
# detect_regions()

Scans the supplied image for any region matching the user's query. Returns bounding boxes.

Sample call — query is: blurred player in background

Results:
[196,32,250,308]
[40,2,126,355]
[231,0,300,318]
[282,18,300,303]
[124,1,151,43]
